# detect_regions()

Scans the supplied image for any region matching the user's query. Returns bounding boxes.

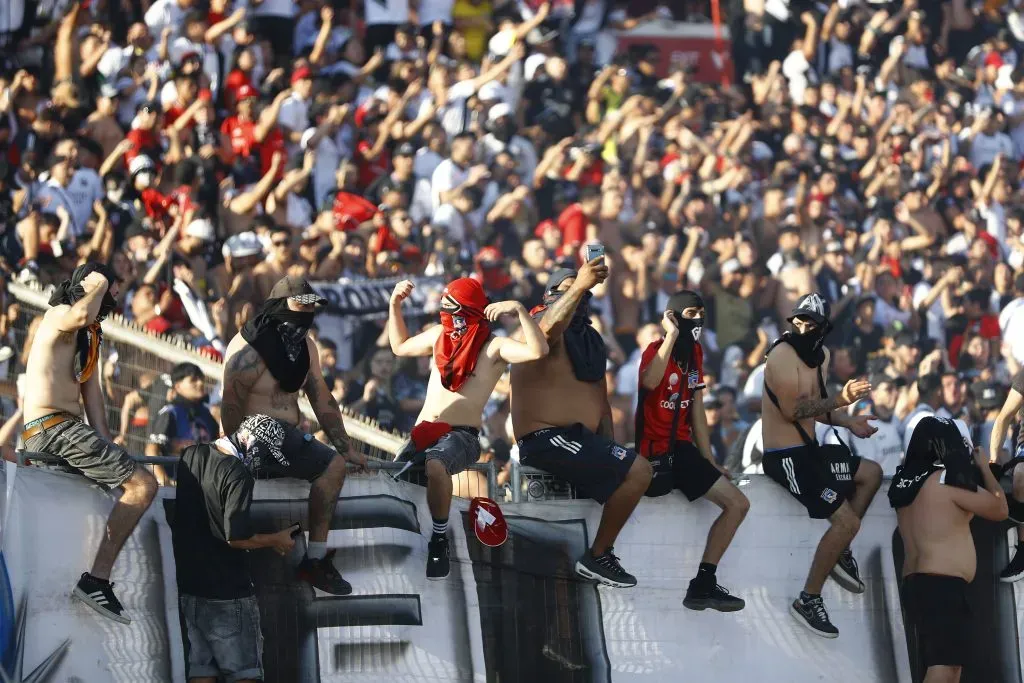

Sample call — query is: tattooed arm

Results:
[536,258,609,344]
[220,342,264,436]
[765,346,860,422]
[305,340,367,468]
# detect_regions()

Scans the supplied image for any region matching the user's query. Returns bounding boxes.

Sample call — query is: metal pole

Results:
[510,460,522,503]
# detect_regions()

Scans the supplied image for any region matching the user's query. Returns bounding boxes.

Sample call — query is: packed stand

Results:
[1,0,1024,482]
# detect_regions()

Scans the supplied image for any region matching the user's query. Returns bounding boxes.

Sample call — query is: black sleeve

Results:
[148,405,177,455]
[1012,369,1024,396]
[209,463,254,542]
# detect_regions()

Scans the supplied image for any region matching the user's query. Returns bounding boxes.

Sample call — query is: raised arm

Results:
[53,270,110,332]
[220,343,264,435]
[229,152,283,214]
[989,386,1024,464]
[485,301,550,364]
[641,314,677,390]
[536,257,608,343]
[388,280,443,357]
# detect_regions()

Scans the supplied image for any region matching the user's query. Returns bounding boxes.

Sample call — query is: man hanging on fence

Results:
[22,262,158,624]
[221,275,367,595]
[387,277,549,579]
[510,260,653,588]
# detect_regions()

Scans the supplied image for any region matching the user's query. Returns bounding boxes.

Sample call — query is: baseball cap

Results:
[222,231,264,259]
[170,361,203,384]
[268,275,328,307]
[788,293,830,326]
[488,102,513,123]
[237,84,259,101]
[394,141,416,157]
[290,66,313,84]
[185,218,216,242]
[824,241,844,254]
[129,154,156,177]
[975,381,1005,410]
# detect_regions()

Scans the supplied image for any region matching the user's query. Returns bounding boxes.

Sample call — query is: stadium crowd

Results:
[1,0,1024,482]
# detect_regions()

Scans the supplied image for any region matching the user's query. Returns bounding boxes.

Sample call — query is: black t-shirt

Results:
[524,76,576,140]
[171,444,256,599]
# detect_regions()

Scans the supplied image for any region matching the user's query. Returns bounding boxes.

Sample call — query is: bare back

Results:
[762,344,830,450]
[223,334,302,426]
[23,307,88,422]
[510,337,605,438]
[417,337,508,429]
[897,471,977,582]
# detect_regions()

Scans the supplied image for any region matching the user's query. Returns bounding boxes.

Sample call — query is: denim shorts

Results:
[24,417,135,490]
[181,594,263,682]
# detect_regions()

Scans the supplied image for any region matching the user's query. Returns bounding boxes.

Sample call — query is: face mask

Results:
[672,314,704,363]
[786,323,831,368]
[271,308,315,362]
[136,172,153,189]
[107,189,124,203]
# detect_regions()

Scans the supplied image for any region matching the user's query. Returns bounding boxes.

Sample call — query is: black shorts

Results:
[24,417,136,490]
[903,573,970,669]
[249,420,336,483]
[762,443,860,519]
[517,424,636,503]
[644,440,721,501]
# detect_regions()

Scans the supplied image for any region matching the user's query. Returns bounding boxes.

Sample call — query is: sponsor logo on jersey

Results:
[660,399,692,410]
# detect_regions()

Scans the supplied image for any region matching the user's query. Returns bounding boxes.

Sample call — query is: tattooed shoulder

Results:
[226,344,264,379]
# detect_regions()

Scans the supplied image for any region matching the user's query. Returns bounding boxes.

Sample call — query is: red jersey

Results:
[125,128,161,167]
[636,339,706,457]
[220,116,285,179]
[948,314,1001,367]
[557,203,588,249]
[356,139,390,190]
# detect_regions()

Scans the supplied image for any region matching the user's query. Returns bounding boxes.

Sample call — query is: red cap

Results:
[237,84,258,101]
[291,66,313,84]
[534,219,557,238]
[475,246,503,266]
[985,52,1005,68]
[469,497,508,547]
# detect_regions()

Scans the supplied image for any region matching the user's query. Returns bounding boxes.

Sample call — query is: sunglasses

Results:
[272,240,290,247]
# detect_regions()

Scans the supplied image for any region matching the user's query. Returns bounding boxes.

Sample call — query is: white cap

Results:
[478,81,505,102]
[185,218,216,242]
[488,29,516,57]
[129,155,155,176]
[299,127,317,150]
[488,102,513,123]
[222,231,264,259]
[524,53,547,81]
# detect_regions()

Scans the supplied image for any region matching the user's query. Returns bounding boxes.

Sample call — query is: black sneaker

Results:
[297,552,353,595]
[574,548,637,588]
[830,549,865,594]
[72,573,130,625]
[1000,546,1024,583]
[790,595,839,639]
[427,537,451,580]
[683,579,746,612]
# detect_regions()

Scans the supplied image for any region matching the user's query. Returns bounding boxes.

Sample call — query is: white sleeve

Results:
[144,2,167,35]
[430,162,454,211]
[448,80,476,101]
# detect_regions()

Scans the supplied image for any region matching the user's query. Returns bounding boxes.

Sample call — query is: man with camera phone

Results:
[890,416,1008,683]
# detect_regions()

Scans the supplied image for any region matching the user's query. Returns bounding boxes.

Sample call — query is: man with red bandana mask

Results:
[387,277,549,579]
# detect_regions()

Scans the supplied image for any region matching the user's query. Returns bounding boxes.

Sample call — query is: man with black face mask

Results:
[761,293,883,638]
[636,290,749,612]
[23,262,158,625]
[891,416,1007,683]
[511,259,653,588]
[221,276,368,597]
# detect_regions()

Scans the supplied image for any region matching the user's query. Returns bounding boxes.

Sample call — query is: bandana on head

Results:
[531,268,607,382]
[227,414,289,473]
[241,279,323,393]
[888,416,977,509]
[48,262,118,384]
[434,278,491,392]
[666,290,705,364]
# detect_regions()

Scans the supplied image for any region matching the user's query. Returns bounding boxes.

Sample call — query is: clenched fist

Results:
[391,280,414,305]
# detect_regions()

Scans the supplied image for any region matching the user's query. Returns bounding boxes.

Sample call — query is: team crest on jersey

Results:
[611,446,628,461]
[821,488,838,504]
[687,370,700,388]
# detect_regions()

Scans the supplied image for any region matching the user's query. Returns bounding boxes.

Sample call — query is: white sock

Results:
[307,541,327,560]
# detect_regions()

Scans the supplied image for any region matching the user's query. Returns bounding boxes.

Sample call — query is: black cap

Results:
[975,381,1005,410]
[171,362,203,384]
[268,275,328,306]
[546,268,577,293]
[788,293,830,326]
[394,141,416,157]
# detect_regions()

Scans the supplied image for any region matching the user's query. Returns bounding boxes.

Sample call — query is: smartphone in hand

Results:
[586,244,605,262]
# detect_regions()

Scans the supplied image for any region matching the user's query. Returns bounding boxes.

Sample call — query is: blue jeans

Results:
[181,594,263,682]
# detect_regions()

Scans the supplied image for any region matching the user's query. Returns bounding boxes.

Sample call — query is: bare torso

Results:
[23,308,87,422]
[417,338,507,429]
[762,344,831,451]
[897,471,977,581]
[510,338,606,438]
[223,333,302,425]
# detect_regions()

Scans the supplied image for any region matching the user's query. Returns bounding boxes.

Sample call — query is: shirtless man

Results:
[511,261,653,587]
[221,276,367,596]
[22,263,158,624]
[891,416,1008,683]
[761,293,882,638]
[388,277,549,579]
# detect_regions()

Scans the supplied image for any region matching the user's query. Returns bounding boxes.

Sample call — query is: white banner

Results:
[1,465,1021,682]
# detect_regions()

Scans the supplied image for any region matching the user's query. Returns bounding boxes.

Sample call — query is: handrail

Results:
[7,281,407,454]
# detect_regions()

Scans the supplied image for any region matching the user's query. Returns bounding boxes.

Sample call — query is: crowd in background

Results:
[2,0,1024,481]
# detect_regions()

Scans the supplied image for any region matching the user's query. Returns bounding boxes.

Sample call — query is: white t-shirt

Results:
[278,94,310,150]
[432,203,467,241]
[741,419,764,474]
[414,148,443,179]
[966,131,1015,168]
[912,281,946,345]
[430,158,470,211]
[417,0,454,25]
[304,130,341,212]
[782,50,813,105]
[252,0,297,18]
[364,0,410,26]
[818,416,904,476]
[37,169,103,238]
[144,0,187,39]
[480,133,538,183]
[423,80,477,138]
[1001,297,1024,365]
